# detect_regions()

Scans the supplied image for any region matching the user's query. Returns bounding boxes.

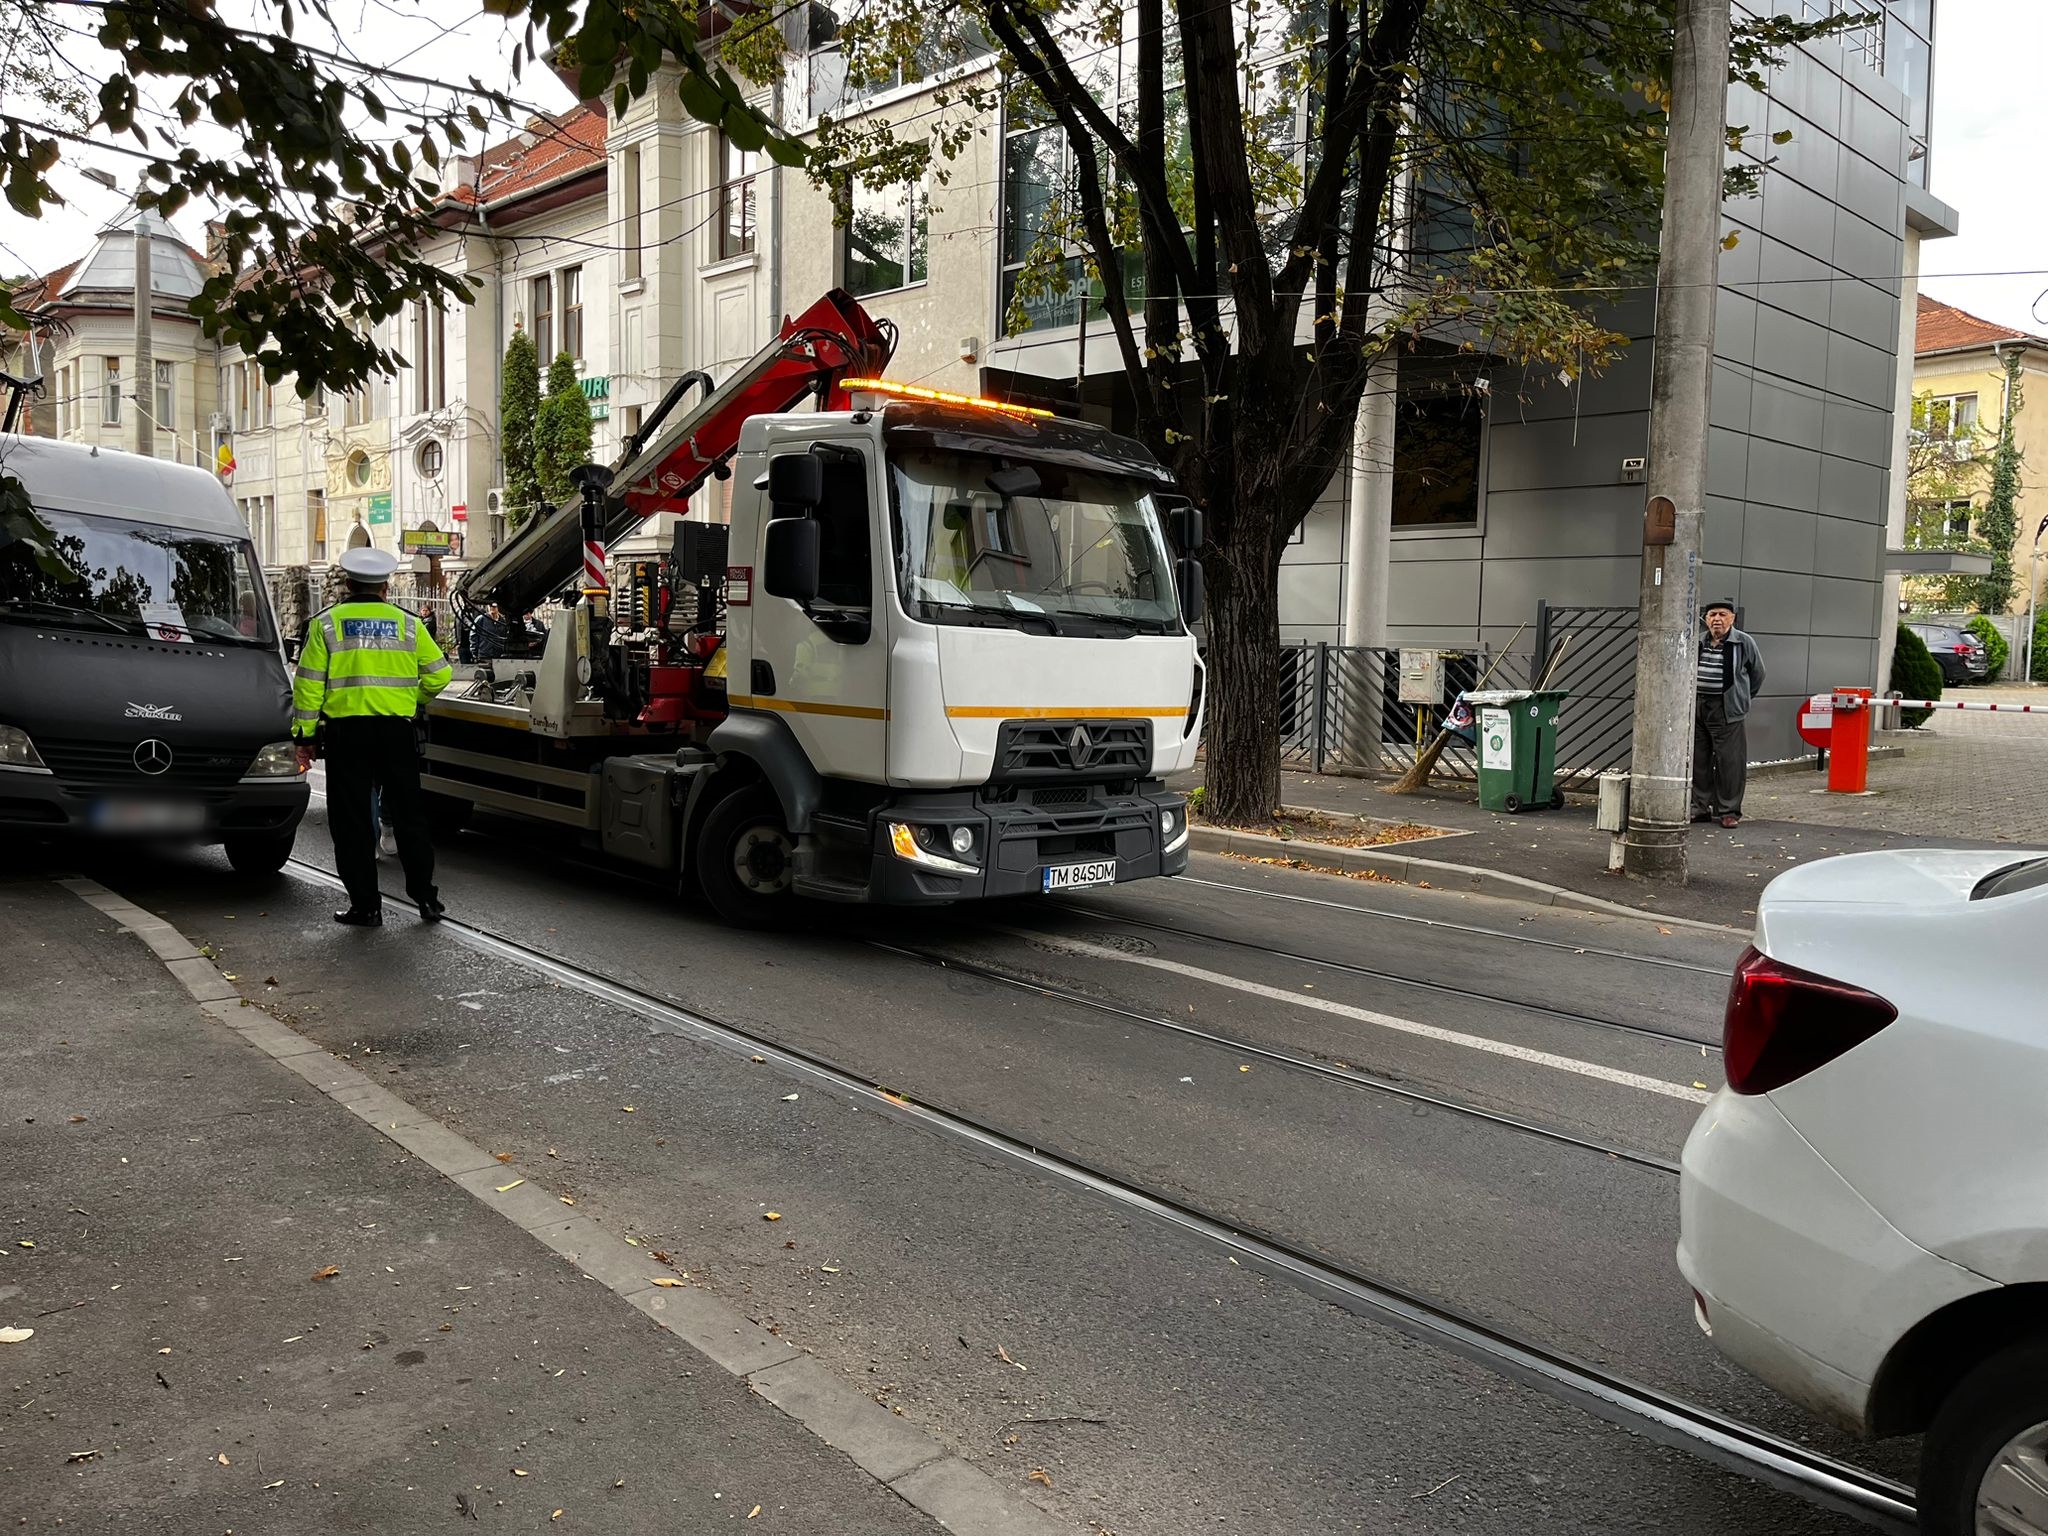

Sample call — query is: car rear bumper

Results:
[1678,1089,1990,1434]
[0,768,309,842]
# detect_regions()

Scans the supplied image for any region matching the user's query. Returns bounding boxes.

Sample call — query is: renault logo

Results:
[1065,724,1092,769]
[133,739,173,776]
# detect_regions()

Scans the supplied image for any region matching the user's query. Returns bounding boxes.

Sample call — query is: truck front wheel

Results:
[696,785,797,927]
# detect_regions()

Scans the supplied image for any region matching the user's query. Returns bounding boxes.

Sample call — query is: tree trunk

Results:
[1200,537,1285,825]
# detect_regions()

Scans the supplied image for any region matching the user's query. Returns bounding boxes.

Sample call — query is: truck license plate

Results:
[1042,859,1116,892]
[90,798,205,834]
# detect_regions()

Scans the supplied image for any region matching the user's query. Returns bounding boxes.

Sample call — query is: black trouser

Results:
[1692,693,1748,819]
[323,716,436,913]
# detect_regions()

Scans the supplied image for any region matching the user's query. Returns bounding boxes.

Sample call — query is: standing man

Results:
[293,547,454,925]
[1692,599,1767,829]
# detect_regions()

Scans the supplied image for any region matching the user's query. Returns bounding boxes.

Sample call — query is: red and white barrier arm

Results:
[1835,694,2048,713]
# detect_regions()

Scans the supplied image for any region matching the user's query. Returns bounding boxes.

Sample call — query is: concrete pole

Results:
[1623,0,1730,884]
[131,215,154,458]
[1341,357,1396,650]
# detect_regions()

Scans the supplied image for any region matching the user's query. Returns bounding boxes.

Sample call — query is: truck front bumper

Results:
[862,783,1189,904]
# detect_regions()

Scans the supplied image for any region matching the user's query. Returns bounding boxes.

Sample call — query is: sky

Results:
[1,0,2042,335]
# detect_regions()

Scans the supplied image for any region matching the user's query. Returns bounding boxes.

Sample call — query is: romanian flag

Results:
[215,441,236,481]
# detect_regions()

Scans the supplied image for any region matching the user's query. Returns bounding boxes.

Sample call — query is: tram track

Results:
[281,854,1914,1533]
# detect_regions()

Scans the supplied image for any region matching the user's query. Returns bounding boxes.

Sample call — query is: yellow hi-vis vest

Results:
[292,601,452,738]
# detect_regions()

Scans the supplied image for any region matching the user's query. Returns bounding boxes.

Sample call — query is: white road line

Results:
[1003,928,1712,1105]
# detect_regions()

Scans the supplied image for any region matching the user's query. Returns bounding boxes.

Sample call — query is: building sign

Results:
[367,492,393,526]
[582,375,610,422]
[402,528,456,553]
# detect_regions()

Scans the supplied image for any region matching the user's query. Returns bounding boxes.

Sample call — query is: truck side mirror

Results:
[767,453,823,516]
[1177,558,1205,627]
[764,518,821,603]
[1169,503,1204,553]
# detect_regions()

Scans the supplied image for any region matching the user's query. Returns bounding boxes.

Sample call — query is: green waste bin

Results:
[1470,688,1568,813]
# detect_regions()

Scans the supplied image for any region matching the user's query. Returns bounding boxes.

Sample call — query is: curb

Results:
[1187,826,1742,935]
[56,874,1066,1536]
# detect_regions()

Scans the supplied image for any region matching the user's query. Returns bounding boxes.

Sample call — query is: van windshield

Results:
[887,447,1181,637]
[0,505,275,646]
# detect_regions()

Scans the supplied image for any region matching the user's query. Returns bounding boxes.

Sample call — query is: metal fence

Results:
[1275,600,1642,787]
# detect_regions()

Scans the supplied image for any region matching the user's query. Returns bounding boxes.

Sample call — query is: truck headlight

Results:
[1162,806,1188,854]
[244,741,303,778]
[0,725,48,771]
[887,821,978,876]
[949,826,975,856]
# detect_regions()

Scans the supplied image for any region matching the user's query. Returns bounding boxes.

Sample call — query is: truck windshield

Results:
[888,447,1181,636]
[0,504,275,646]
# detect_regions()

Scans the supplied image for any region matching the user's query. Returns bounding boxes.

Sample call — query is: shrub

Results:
[2034,608,2048,683]
[1890,623,1944,728]
[1968,615,2010,680]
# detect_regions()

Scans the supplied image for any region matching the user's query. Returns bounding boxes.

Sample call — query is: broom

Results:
[1387,624,1528,795]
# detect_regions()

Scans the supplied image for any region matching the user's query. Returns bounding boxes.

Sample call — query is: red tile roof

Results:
[10,260,79,312]
[460,102,607,213]
[1916,293,2046,356]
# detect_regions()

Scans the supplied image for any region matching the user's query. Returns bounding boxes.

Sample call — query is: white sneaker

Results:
[378,828,398,858]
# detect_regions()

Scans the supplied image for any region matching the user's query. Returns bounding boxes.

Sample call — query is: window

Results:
[308,489,327,561]
[1906,499,1976,547]
[560,266,584,361]
[416,440,445,480]
[530,275,554,362]
[103,357,122,426]
[412,303,446,413]
[621,146,643,282]
[801,2,991,119]
[620,404,643,443]
[346,448,373,488]
[845,177,928,297]
[1391,376,1485,530]
[234,361,249,430]
[155,360,174,430]
[1926,393,1980,440]
[718,133,760,259]
[345,386,369,428]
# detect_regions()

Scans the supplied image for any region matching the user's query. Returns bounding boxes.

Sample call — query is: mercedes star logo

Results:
[1065,724,1092,770]
[133,739,173,776]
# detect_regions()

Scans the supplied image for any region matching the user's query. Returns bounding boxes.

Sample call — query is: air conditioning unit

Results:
[486,487,506,519]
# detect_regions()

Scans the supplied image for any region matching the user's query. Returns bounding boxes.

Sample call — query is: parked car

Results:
[1908,621,1991,685]
[1678,847,2048,1536]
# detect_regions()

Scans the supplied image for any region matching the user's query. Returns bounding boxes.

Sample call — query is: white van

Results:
[0,435,308,872]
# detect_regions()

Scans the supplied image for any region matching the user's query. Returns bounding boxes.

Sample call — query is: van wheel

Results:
[223,830,296,877]
[423,791,472,837]
[695,785,798,928]
[1920,1337,2048,1536]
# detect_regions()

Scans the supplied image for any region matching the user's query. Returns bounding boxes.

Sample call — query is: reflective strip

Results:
[420,665,453,685]
[403,614,417,647]
[294,665,327,683]
[320,616,339,654]
[293,707,320,720]
[328,674,425,690]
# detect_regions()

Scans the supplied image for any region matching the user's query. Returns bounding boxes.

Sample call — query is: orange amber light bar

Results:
[839,377,1056,420]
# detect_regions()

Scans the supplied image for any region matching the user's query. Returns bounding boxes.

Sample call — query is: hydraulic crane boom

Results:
[457,289,894,620]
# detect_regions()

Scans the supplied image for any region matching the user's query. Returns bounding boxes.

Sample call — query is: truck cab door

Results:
[733,438,889,785]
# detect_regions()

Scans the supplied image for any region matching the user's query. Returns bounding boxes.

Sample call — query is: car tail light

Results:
[1723,946,1897,1095]
[1953,644,1972,654]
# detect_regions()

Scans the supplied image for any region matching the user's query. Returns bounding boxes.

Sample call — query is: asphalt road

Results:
[11,791,1923,1535]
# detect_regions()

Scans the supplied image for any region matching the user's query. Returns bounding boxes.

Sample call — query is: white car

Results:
[1678,847,2048,1536]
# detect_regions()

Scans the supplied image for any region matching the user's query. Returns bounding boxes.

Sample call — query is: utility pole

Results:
[1623,0,1730,883]
[132,211,153,458]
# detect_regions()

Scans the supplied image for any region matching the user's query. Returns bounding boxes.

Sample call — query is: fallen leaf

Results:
[68,1115,85,1124]
[158,1346,172,1354]
[996,1345,1026,1371]
[494,1180,525,1193]
[263,976,279,986]
[494,1152,515,1163]
[547,1147,560,1158]
[780,1093,800,1102]
[763,1212,782,1222]
[17,1240,33,1249]
[1657,925,1674,936]
[1028,1468,1054,1487]
[0,1326,34,1344]
[1238,1064,1251,1073]
[748,1505,762,1519]
[265,1479,285,1490]
[217,1453,231,1466]
[620,1106,636,1113]
[559,1196,576,1206]
[513,1467,529,1477]
[552,1510,564,1521]
[1693,1081,1709,1090]
[624,1237,640,1247]
[222,973,238,980]
[749,1055,765,1064]
[651,1277,687,1288]
[821,1264,840,1274]
[312,1266,340,1281]
[66,1449,99,1463]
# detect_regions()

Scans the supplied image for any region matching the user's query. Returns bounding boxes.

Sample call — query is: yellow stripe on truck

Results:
[944,705,1189,720]
[728,695,891,721]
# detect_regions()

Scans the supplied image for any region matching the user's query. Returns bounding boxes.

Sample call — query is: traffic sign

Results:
[1797,692,1833,751]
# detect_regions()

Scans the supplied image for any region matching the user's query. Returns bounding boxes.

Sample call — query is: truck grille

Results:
[994,719,1151,783]
[35,736,256,787]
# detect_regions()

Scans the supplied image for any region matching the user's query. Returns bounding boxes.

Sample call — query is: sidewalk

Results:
[0,878,946,1535]
[1174,768,2019,929]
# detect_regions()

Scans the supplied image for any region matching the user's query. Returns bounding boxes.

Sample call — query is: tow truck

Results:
[423,288,1206,925]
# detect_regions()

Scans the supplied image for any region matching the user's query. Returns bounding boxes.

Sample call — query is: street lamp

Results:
[81,168,151,459]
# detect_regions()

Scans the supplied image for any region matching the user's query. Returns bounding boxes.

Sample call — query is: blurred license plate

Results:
[1043,859,1116,892]
[90,798,205,834]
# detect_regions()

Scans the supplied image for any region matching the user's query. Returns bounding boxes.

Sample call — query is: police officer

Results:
[293,548,454,925]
